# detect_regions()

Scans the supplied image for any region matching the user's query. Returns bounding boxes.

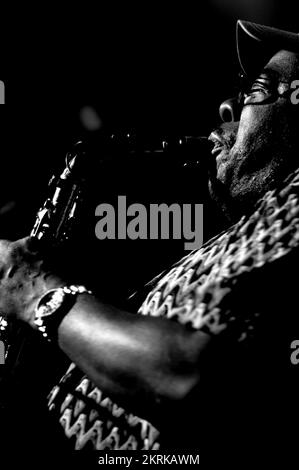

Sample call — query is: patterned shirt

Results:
[47,166,299,450]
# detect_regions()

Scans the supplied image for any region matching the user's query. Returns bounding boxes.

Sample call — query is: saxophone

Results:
[0,141,88,360]
[0,134,212,360]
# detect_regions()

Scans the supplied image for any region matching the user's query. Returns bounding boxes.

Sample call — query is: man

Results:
[1,20,299,464]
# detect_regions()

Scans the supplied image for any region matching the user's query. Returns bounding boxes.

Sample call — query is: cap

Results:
[237,20,299,76]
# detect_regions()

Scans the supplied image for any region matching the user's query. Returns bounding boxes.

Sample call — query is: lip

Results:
[208,132,226,156]
[211,145,224,156]
[215,149,228,171]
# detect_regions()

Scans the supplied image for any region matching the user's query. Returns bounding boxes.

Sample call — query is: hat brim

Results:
[237,20,299,77]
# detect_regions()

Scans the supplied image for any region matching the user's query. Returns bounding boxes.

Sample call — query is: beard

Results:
[208,138,298,224]
[207,105,299,225]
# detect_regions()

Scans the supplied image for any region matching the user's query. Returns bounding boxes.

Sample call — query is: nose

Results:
[219,96,241,123]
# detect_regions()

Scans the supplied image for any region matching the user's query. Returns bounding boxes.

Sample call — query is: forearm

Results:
[0,237,210,421]
[50,292,210,416]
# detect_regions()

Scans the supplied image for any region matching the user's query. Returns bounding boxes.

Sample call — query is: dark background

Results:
[0,3,299,465]
[0,1,298,297]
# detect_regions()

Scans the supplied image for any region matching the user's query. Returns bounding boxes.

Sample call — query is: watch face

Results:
[36,288,65,318]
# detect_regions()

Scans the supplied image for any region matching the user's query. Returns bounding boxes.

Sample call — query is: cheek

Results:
[234,106,272,150]
[235,102,293,154]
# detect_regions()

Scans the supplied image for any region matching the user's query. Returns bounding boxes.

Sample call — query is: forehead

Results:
[263,50,299,80]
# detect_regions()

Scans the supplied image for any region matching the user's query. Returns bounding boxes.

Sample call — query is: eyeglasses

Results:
[237,72,294,106]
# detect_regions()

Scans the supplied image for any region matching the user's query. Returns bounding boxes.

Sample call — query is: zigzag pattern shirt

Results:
[47,167,299,450]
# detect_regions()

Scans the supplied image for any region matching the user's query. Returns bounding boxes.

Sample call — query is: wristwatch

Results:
[34,285,92,342]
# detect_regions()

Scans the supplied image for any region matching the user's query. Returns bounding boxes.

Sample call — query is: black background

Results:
[1,2,299,466]
[0,1,298,296]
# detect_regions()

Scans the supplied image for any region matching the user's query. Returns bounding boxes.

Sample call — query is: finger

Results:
[0,239,11,252]
[13,236,43,256]
[0,239,12,264]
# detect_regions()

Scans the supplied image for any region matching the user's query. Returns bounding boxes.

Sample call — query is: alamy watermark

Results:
[95,196,203,250]
[290,81,299,105]
[0,340,5,364]
[0,81,5,104]
[290,340,299,365]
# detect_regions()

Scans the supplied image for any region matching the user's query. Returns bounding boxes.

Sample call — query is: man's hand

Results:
[0,237,62,325]
[0,238,210,423]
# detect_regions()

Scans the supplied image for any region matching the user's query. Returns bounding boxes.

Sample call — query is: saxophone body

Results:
[0,141,88,359]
